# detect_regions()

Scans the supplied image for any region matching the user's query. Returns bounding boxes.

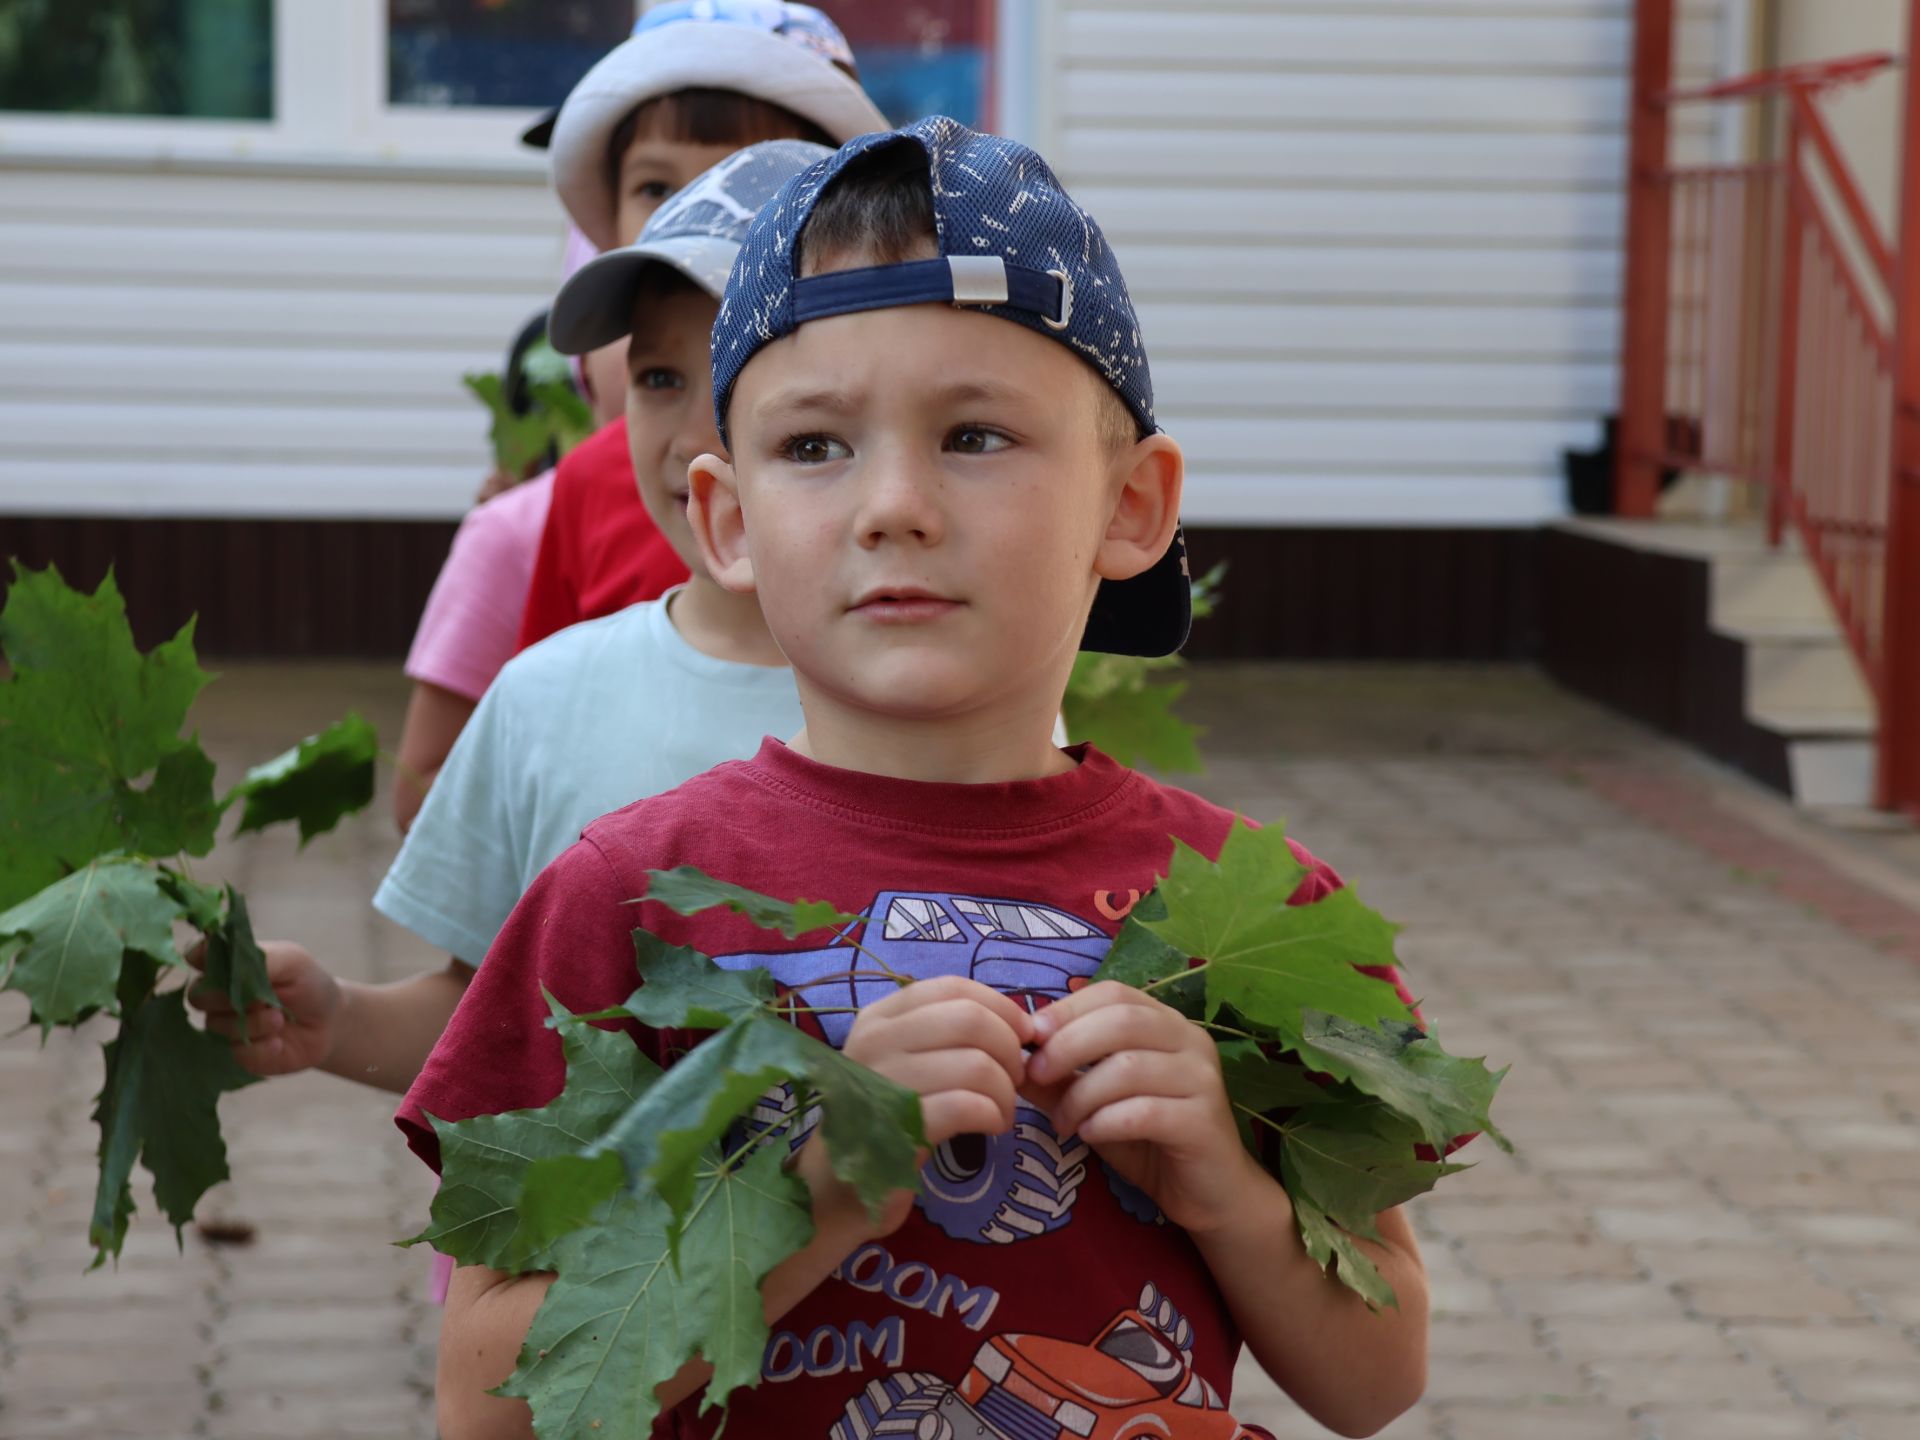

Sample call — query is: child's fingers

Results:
[1026,993,1197,1084]
[186,980,236,1017]
[883,1047,1018,1121]
[182,937,209,972]
[854,997,1028,1088]
[867,975,1036,1044]
[1027,979,1157,1045]
[1073,1093,1205,1149]
[918,1089,1017,1148]
[1047,1049,1212,1139]
[201,1004,287,1043]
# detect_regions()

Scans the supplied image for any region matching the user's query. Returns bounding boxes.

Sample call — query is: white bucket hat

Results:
[548,2,889,251]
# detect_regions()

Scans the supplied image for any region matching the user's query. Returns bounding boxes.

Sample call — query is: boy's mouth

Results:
[849,585,963,623]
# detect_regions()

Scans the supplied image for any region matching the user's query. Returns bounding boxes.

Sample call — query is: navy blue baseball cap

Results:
[710,115,1189,658]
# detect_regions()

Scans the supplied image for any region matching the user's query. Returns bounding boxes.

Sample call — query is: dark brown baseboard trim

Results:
[2,516,1542,662]
[0,515,458,658]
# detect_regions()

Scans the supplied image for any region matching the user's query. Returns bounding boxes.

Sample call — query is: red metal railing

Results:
[1617,7,1919,816]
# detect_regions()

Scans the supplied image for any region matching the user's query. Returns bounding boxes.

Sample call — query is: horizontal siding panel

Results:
[0,402,481,462]
[1061,127,1630,186]
[0,460,475,519]
[1139,300,1616,360]
[1151,358,1616,415]
[1062,11,1720,70]
[1168,415,1597,468]
[1082,185,1619,245]
[0,222,559,289]
[1064,70,1630,129]
[1120,243,1622,304]
[1177,473,1566,526]
[0,342,488,405]
[1,169,556,231]
[0,281,548,349]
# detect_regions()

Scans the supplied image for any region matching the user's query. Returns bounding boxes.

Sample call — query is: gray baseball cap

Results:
[547,138,832,356]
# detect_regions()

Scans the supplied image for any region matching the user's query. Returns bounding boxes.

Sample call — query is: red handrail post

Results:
[1882,0,1920,816]
[1616,0,1677,518]
[1770,118,1805,548]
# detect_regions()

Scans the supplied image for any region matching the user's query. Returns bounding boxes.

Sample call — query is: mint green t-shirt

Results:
[373,593,801,965]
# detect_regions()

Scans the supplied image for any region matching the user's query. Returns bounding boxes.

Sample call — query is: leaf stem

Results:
[1139,961,1208,995]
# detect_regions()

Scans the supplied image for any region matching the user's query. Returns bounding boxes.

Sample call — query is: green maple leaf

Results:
[1140,820,1411,1041]
[1218,1039,1329,1114]
[89,952,258,1265]
[0,563,219,909]
[409,994,660,1271]
[1063,659,1201,772]
[196,886,280,1044]
[499,1144,813,1438]
[589,1005,922,1232]
[642,867,863,940]
[1093,893,1205,1019]
[228,711,377,845]
[1279,1109,1469,1239]
[1294,1013,1510,1156]
[157,870,225,932]
[527,378,595,455]
[1293,1196,1397,1312]
[0,857,183,1034]
[578,930,777,1031]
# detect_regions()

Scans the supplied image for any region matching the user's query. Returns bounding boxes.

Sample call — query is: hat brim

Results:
[550,25,890,251]
[549,234,739,355]
[520,107,559,150]
[1082,526,1192,658]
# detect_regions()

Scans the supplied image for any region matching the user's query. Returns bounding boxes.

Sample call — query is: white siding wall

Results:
[1033,0,1731,526]
[0,159,560,518]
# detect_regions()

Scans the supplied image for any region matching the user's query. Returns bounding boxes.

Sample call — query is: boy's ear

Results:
[686,452,756,594]
[1095,432,1184,584]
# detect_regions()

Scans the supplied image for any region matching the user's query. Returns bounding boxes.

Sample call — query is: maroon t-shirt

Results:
[399,741,1413,1439]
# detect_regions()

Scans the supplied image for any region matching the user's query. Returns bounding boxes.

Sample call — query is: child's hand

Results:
[1023,981,1265,1236]
[798,976,1036,1238]
[186,940,342,1077]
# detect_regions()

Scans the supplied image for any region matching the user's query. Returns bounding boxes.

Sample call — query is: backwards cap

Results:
[549,1,889,251]
[710,115,1186,658]
[548,139,833,355]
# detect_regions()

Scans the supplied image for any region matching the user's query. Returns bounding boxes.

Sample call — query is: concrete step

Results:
[1745,634,1877,718]
[1786,736,1877,809]
[1711,551,1835,632]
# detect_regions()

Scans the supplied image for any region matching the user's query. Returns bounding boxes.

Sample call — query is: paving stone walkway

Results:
[3,662,1918,1440]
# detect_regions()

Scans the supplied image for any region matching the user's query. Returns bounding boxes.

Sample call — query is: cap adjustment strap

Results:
[791,256,1071,328]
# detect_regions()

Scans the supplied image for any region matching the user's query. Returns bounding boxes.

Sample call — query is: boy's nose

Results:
[856,447,946,549]
[670,389,724,466]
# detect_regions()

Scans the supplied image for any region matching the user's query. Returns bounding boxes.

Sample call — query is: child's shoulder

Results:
[1109,755,1341,897]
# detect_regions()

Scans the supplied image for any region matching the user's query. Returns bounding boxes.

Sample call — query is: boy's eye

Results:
[780,434,851,465]
[635,368,684,392]
[632,180,672,201]
[948,425,1012,455]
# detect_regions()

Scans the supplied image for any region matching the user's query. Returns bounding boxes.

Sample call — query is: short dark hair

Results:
[796,141,1141,453]
[607,88,835,192]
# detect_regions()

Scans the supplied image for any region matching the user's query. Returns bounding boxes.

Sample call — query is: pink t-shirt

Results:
[405,471,555,703]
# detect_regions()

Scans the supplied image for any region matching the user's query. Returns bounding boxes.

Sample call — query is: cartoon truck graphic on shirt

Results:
[721,890,1162,1242]
[828,1283,1259,1440]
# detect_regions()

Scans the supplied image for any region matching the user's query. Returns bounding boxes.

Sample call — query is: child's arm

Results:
[1026,982,1428,1439]
[393,681,479,833]
[191,941,474,1094]
[436,976,1036,1440]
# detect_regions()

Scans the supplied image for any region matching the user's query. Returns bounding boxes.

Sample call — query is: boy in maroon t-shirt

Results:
[402,119,1431,1440]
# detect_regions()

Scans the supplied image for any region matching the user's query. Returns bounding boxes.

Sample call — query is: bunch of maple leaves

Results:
[411,854,1510,1437]
[0,562,377,1267]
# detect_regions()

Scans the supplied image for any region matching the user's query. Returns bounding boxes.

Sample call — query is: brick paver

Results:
[2,661,1916,1440]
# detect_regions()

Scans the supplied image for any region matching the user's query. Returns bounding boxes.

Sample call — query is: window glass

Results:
[387,0,635,109]
[883,896,962,943]
[1094,1320,1183,1396]
[0,0,272,119]
[954,898,1098,940]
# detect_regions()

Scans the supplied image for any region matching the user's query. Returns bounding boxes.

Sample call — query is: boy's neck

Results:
[787,678,1075,785]
[665,575,788,668]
